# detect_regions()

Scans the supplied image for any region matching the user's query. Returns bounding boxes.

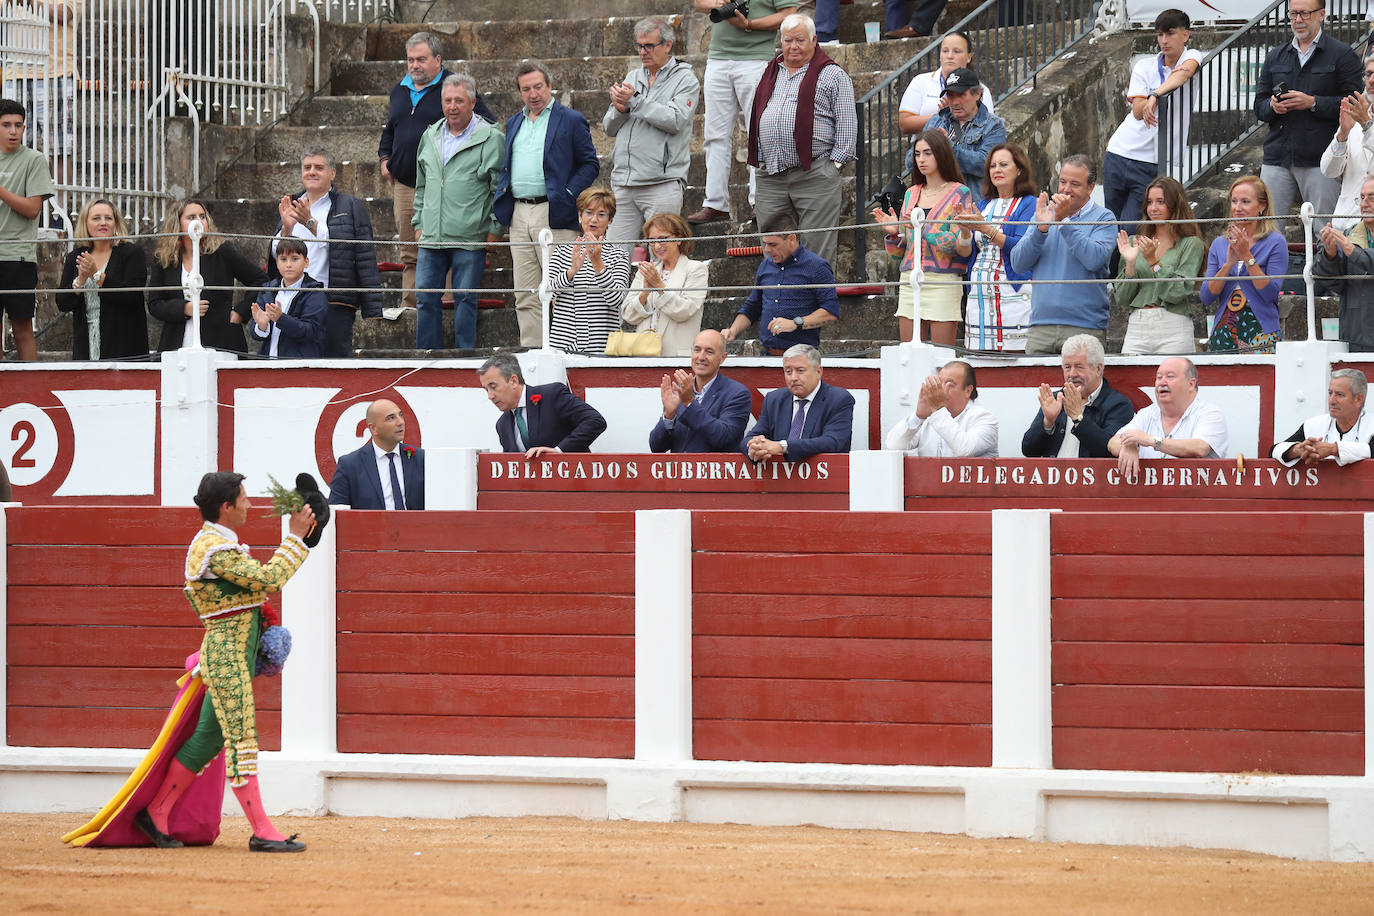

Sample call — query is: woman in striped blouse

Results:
[547,187,633,353]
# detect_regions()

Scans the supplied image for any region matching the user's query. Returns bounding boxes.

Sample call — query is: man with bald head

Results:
[650,329,752,452]
[1108,356,1228,480]
[328,398,426,509]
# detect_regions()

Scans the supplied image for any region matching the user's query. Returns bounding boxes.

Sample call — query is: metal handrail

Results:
[1158,0,1370,188]
[853,0,1103,279]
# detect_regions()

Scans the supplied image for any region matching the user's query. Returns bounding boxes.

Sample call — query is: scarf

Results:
[747,46,838,171]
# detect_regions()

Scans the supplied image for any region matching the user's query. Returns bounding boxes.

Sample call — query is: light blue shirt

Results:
[510,104,553,199]
[440,116,480,165]
[401,73,437,108]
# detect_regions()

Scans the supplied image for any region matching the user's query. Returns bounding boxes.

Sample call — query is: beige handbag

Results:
[604,328,663,356]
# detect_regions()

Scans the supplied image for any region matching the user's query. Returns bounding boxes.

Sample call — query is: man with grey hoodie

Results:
[603,17,700,251]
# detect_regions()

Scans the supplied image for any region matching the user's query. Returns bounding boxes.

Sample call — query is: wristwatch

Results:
[1153,435,1164,449]
[306,218,318,230]
[1245,257,1256,268]
[793,316,805,330]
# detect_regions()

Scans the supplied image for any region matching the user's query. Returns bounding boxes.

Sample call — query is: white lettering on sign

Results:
[931,461,1325,490]
[487,456,832,486]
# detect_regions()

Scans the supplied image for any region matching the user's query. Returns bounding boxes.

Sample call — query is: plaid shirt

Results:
[756,60,857,175]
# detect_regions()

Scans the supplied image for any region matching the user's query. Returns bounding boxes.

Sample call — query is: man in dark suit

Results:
[328,398,425,509]
[1021,334,1134,458]
[478,353,607,456]
[493,60,601,347]
[650,329,751,453]
[742,344,854,462]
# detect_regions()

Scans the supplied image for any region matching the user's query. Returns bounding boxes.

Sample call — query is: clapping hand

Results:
[915,375,946,419]
[251,301,271,331]
[289,197,315,233]
[953,201,989,236]
[1036,382,1062,427]
[1319,222,1354,258]
[1116,230,1139,264]
[1226,223,1254,263]
[871,205,901,232]
[1034,191,1056,227]
[660,372,682,418]
[74,251,99,284]
[638,260,665,289]
[277,195,297,230]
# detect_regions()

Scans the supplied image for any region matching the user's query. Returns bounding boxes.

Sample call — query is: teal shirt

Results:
[510,104,553,198]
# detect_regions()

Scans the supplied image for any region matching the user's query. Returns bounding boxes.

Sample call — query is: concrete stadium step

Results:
[330,55,896,99]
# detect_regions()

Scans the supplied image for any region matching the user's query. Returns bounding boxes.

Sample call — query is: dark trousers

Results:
[324,303,357,358]
[884,0,949,33]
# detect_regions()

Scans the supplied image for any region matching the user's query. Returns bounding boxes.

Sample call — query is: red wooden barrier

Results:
[905,458,1374,512]
[333,510,636,758]
[1050,512,1364,776]
[478,453,848,510]
[5,507,283,749]
[691,512,993,766]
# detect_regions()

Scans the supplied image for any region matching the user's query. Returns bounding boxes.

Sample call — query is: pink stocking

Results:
[147,760,196,834]
[231,776,284,841]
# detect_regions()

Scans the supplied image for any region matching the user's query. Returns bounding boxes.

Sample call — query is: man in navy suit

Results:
[742,344,854,461]
[493,60,601,347]
[478,353,607,456]
[650,329,751,453]
[328,398,425,509]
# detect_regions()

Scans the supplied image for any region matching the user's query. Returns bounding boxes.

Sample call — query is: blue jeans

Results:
[1101,151,1158,236]
[416,246,486,350]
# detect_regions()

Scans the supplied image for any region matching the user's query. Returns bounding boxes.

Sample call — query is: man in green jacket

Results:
[413,73,505,349]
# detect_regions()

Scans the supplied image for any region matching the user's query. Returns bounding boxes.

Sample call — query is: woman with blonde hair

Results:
[547,187,632,353]
[56,198,149,359]
[620,212,708,356]
[1201,175,1287,353]
[147,200,266,353]
[1115,175,1205,354]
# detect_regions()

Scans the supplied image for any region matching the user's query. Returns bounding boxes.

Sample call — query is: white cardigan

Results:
[620,256,709,356]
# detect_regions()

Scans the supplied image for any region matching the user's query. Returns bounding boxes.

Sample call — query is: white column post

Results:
[609,508,692,822]
[159,348,220,506]
[517,348,569,387]
[1272,340,1339,451]
[879,341,950,437]
[278,512,336,758]
[424,447,478,510]
[848,449,904,511]
[990,508,1054,769]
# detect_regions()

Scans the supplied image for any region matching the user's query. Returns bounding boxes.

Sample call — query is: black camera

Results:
[710,0,750,23]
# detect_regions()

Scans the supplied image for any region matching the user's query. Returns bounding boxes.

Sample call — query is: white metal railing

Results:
[0,0,388,235]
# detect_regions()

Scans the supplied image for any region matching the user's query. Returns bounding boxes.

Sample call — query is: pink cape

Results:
[63,653,227,848]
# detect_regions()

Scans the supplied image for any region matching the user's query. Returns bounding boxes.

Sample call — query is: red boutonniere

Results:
[530,394,542,405]
[402,445,416,460]
[260,598,279,627]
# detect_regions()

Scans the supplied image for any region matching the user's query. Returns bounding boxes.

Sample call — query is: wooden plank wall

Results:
[1051,512,1365,775]
[333,510,636,758]
[6,507,283,749]
[691,512,993,766]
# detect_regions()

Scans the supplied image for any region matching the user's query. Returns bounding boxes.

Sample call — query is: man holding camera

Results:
[1253,1,1361,226]
[688,0,798,226]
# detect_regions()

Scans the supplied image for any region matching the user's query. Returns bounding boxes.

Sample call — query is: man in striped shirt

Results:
[746,13,856,267]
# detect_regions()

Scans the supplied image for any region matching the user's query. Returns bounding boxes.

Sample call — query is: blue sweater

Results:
[1008,200,1117,330]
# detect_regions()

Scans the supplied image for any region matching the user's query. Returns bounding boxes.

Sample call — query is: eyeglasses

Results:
[647,236,675,244]
[634,40,664,52]
[580,209,611,220]
[1289,7,1323,20]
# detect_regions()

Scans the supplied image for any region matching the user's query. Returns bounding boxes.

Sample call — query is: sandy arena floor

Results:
[8,813,1374,914]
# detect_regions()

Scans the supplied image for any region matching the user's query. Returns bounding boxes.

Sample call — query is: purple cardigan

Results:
[1200,231,1288,335]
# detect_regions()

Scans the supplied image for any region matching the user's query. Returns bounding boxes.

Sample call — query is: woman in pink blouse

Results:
[873,129,974,345]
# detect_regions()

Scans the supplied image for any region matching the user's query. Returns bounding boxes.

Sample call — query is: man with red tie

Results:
[478,353,607,456]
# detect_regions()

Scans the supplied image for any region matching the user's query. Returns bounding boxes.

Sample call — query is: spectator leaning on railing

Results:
[722,215,840,355]
[1101,8,1202,237]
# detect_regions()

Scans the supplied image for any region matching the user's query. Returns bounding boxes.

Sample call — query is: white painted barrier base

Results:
[6,748,1372,862]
